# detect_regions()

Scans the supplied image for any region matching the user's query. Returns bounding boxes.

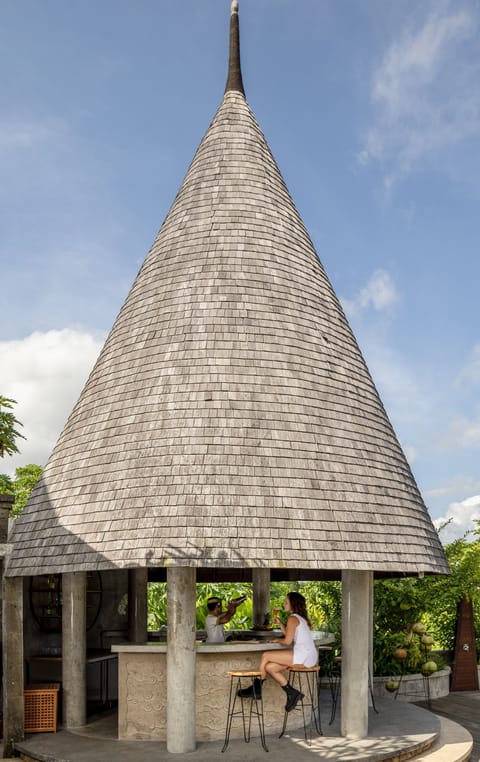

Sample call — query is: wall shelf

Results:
[29,572,102,633]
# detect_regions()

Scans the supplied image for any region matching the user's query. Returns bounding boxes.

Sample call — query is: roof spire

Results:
[225,0,245,95]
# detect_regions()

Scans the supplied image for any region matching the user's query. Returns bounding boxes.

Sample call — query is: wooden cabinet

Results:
[26,652,118,705]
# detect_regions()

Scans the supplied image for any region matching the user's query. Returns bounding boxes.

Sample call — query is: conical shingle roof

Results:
[6,4,448,578]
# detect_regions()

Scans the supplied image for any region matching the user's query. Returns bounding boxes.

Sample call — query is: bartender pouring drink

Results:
[205,596,245,643]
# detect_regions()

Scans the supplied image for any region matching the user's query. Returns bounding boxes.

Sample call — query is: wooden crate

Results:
[24,683,60,733]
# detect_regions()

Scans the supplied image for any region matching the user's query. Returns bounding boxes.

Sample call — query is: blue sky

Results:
[1,0,479,543]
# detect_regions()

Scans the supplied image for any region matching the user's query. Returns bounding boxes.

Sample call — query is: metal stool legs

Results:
[279,666,322,744]
[222,670,268,753]
[329,657,379,724]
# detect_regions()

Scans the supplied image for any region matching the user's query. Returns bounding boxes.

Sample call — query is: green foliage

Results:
[372,625,443,677]
[10,465,43,516]
[373,630,408,676]
[0,464,43,516]
[374,577,426,634]
[148,583,168,630]
[373,578,435,673]
[0,397,42,517]
[416,529,480,652]
[195,583,253,630]
[147,582,254,632]
[0,473,13,494]
[372,523,480,672]
[0,396,25,457]
[270,580,341,634]
[300,580,342,636]
[147,580,337,634]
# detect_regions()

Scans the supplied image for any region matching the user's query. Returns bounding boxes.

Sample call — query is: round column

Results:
[62,571,86,727]
[341,570,372,739]
[128,567,148,643]
[252,567,270,626]
[166,566,196,753]
[2,573,24,757]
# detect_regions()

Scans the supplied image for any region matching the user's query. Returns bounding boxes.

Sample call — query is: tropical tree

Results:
[8,465,43,516]
[0,465,43,516]
[0,473,13,494]
[418,524,480,653]
[0,395,25,457]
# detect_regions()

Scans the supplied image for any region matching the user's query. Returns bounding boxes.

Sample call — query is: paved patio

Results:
[421,691,480,761]
[3,690,477,761]
[10,697,445,762]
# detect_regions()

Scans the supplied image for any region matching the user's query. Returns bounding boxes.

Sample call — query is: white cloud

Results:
[358,269,400,311]
[425,474,480,502]
[0,118,66,154]
[456,342,480,386]
[342,269,400,316]
[0,329,104,475]
[341,271,429,438]
[445,411,480,449]
[360,3,480,186]
[433,494,480,544]
[402,443,417,466]
[372,7,471,120]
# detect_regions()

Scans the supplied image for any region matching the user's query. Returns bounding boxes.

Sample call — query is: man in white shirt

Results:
[205,596,244,643]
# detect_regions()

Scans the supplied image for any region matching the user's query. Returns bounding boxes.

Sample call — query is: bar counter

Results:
[112,632,332,742]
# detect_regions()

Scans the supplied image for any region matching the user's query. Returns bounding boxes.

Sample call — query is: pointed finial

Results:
[225,0,245,95]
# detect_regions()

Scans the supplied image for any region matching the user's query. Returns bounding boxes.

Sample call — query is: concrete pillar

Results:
[2,573,24,758]
[0,493,14,542]
[166,566,196,753]
[252,567,270,626]
[368,577,374,706]
[341,570,372,739]
[128,567,148,643]
[62,571,86,728]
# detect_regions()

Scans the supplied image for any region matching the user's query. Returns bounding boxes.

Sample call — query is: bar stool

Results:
[317,646,335,702]
[329,656,378,724]
[329,656,342,724]
[222,670,268,753]
[279,665,322,743]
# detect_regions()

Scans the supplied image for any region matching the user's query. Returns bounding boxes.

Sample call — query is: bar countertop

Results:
[111,631,333,654]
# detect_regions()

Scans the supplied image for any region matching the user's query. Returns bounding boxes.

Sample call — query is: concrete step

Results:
[410,715,473,762]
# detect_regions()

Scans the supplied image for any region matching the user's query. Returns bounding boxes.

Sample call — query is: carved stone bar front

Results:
[113,635,332,742]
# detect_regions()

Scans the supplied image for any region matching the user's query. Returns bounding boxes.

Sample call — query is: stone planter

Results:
[372,667,451,702]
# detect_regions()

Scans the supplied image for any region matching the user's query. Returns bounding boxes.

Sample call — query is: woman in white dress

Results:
[238,591,317,712]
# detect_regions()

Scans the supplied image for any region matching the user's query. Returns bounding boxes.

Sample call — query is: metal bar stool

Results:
[318,645,335,707]
[279,665,322,744]
[222,670,268,753]
[329,656,379,724]
[329,656,342,724]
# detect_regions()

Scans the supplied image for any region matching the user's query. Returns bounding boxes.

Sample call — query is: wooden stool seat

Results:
[289,665,320,672]
[222,670,268,753]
